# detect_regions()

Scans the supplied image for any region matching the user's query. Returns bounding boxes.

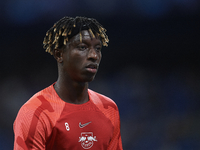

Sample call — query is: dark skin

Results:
[53,30,102,104]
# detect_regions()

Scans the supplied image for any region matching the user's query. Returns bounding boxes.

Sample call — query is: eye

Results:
[95,46,102,52]
[77,44,88,51]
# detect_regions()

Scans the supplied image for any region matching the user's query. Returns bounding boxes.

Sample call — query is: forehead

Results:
[72,30,100,42]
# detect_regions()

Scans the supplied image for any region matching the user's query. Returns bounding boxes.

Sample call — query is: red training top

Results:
[14,84,123,150]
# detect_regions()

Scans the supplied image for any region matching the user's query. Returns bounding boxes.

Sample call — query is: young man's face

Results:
[62,30,102,82]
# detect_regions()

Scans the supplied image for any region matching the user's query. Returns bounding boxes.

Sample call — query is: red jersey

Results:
[13,84,123,150]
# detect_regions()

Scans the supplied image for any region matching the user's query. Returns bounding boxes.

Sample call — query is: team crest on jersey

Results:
[78,132,97,149]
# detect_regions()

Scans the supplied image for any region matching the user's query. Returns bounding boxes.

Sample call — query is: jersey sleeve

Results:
[13,103,47,150]
[107,107,123,150]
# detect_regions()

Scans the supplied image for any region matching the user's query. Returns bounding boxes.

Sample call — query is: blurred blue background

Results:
[1,0,200,149]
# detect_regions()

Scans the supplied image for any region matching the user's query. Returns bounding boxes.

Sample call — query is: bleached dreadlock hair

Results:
[43,16,109,55]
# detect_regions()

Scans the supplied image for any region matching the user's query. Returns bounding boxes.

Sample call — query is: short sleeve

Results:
[107,107,123,150]
[13,104,47,150]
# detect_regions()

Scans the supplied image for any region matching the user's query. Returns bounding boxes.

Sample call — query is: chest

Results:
[47,108,114,150]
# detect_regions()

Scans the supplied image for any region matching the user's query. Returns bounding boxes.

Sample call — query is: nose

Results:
[88,48,99,61]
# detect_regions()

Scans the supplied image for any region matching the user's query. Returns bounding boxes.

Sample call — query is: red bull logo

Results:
[78,132,97,149]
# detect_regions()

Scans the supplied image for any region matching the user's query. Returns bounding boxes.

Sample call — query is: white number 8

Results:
[65,122,70,131]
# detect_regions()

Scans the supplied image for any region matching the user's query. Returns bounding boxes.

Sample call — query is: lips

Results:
[85,64,98,73]
[86,64,98,69]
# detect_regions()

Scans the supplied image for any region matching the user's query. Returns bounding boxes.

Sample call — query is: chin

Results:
[82,72,97,82]
[84,75,96,83]
[76,75,96,83]
[85,76,96,82]
[88,78,95,82]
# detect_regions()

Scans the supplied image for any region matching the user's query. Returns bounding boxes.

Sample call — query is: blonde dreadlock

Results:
[43,16,109,55]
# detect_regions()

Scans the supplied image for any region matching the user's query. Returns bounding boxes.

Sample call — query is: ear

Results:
[53,48,63,63]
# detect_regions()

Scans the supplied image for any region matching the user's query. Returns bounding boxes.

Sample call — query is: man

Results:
[14,16,123,150]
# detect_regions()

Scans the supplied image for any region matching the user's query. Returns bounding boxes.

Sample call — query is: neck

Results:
[54,77,89,104]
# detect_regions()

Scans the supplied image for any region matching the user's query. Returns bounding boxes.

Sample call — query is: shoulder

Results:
[88,89,118,111]
[88,89,121,128]
[14,84,65,135]
[17,85,56,117]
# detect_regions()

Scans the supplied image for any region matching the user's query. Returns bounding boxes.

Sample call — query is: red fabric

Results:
[13,84,123,150]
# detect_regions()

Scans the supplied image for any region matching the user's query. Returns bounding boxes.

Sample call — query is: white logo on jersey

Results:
[78,132,97,149]
[65,122,70,131]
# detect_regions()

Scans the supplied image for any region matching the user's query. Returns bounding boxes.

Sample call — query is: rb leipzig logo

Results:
[78,132,97,149]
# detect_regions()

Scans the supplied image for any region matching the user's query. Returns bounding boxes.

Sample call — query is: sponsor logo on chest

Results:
[78,132,97,149]
[64,122,97,149]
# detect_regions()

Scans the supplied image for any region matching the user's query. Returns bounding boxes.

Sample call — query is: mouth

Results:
[85,64,98,73]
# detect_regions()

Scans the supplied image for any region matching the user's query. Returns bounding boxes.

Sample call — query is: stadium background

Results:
[0,0,200,149]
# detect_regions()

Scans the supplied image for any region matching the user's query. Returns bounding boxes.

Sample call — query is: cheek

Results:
[68,53,86,69]
[98,53,102,62]
[74,54,86,64]
[69,50,85,61]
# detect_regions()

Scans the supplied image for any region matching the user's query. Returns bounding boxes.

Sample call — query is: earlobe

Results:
[53,49,63,63]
